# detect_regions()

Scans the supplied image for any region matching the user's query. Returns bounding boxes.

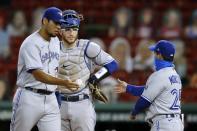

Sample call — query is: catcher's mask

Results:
[61,9,83,28]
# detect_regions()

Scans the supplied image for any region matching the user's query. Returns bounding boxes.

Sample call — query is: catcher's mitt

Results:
[89,83,108,103]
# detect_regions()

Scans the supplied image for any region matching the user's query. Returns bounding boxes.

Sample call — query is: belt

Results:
[25,87,53,95]
[61,94,89,102]
[148,114,181,124]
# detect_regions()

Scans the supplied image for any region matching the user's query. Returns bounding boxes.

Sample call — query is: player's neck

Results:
[38,28,51,42]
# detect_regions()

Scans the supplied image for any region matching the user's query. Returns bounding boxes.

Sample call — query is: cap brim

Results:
[53,19,66,24]
[149,45,156,51]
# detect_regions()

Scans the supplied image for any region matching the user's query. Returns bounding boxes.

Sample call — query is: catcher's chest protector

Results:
[58,40,91,93]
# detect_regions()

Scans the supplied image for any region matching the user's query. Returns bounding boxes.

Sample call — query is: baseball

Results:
[76,79,85,87]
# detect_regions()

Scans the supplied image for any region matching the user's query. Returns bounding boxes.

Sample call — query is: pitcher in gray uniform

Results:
[115,40,184,131]
[10,7,79,131]
[58,10,118,131]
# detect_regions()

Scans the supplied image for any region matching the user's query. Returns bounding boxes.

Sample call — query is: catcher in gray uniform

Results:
[57,10,118,131]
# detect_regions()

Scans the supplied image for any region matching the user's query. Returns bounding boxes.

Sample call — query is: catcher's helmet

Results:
[61,9,83,28]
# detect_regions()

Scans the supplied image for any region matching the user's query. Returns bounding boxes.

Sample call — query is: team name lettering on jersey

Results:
[169,75,181,85]
[41,51,59,63]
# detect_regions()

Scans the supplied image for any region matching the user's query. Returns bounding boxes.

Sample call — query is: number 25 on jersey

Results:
[170,89,181,110]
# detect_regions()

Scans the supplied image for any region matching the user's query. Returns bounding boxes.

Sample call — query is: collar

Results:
[154,58,174,71]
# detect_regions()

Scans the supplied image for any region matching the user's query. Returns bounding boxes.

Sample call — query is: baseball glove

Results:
[89,83,108,103]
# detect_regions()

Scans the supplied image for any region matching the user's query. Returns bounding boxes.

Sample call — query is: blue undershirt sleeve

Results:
[126,85,145,96]
[104,60,118,74]
[131,96,151,116]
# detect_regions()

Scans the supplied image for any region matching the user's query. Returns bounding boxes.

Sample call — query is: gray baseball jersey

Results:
[142,67,182,121]
[16,31,60,91]
[10,31,61,131]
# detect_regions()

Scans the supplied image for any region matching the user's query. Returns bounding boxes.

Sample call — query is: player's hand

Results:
[63,79,79,91]
[114,79,127,93]
[129,114,136,120]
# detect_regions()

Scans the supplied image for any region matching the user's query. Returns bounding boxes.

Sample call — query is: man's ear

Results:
[155,52,162,59]
[42,18,48,25]
[158,53,164,59]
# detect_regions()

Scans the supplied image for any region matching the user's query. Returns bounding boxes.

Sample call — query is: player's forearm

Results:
[32,70,66,86]
[132,97,151,116]
[38,74,67,86]
[126,85,145,96]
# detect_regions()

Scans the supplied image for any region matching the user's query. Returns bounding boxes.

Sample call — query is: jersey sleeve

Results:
[85,42,114,66]
[141,75,166,103]
[21,42,43,72]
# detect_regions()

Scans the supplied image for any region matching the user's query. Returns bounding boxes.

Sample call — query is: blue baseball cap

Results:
[42,7,65,24]
[149,40,175,60]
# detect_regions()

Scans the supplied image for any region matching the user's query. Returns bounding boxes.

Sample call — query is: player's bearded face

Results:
[61,28,78,44]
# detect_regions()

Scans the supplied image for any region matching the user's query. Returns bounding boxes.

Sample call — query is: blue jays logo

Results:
[41,51,59,63]
[169,75,181,85]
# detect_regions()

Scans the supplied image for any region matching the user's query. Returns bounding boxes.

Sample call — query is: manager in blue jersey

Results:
[115,40,184,131]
